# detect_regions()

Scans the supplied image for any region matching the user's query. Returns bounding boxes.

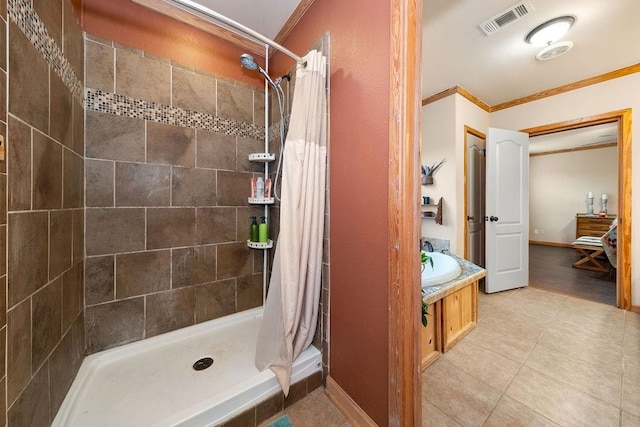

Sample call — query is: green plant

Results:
[421,252,434,327]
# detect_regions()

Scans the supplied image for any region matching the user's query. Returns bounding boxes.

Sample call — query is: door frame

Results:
[463,126,486,260]
[521,109,632,310]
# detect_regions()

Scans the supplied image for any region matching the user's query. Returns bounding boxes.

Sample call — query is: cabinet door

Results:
[420,301,441,371]
[442,282,478,351]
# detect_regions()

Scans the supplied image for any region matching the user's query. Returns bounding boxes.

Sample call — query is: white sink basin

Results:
[421,251,462,287]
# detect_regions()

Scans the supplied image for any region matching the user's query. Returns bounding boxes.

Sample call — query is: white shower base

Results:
[53,307,322,426]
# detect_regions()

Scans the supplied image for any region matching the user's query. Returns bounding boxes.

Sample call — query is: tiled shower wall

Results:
[5,0,85,425]
[83,35,270,353]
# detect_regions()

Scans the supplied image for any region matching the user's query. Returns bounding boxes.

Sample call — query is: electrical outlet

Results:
[534,229,539,234]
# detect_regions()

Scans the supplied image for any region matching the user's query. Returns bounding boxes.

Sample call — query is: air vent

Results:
[536,41,573,61]
[479,1,535,36]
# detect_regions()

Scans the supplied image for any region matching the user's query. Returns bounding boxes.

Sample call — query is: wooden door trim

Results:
[463,126,486,260]
[521,109,632,310]
[388,0,422,424]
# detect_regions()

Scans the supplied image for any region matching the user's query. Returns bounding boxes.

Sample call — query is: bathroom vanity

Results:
[420,255,486,370]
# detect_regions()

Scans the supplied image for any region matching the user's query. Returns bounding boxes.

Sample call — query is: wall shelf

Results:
[421,197,443,225]
[248,153,275,162]
[248,197,275,205]
[247,240,273,249]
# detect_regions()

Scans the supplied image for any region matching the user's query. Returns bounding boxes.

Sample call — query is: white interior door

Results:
[485,128,529,293]
[466,136,485,267]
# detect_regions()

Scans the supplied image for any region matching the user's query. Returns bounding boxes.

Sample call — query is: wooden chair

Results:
[571,236,609,273]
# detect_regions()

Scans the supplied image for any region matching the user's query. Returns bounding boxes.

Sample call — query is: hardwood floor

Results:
[528,244,616,306]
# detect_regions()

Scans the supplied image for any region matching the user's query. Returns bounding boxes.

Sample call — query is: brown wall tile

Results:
[147,121,195,167]
[237,137,265,173]
[72,99,84,156]
[84,256,114,305]
[0,226,6,277]
[115,162,170,207]
[63,148,84,208]
[217,171,252,207]
[216,80,253,123]
[217,242,252,280]
[62,262,83,332]
[0,174,7,224]
[86,297,144,353]
[0,277,5,329]
[172,67,215,115]
[72,209,83,264]
[172,245,216,288]
[194,279,235,323]
[196,207,237,244]
[48,331,73,422]
[85,208,145,256]
[116,250,170,298]
[237,273,262,311]
[33,131,63,210]
[49,210,72,279]
[8,116,31,211]
[85,39,114,92]
[63,0,84,84]
[34,0,63,47]
[0,121,6,174]
[145,287,195,337]
[8,212,48,307]
[0,18,6,72]
[8,23,49,132]
[7,299,31,406]
[0,70,6,126]
[50,71,73,149]
[7,362,49,427]
[196,130,236,170]
[171,167,216,206]
[0,326,5,378]
[254,90,265,127]
[32,278,62,371]
[86,159,114,207]
[146,207,196,249]
[86,110,145,162]
[116,49,170,105]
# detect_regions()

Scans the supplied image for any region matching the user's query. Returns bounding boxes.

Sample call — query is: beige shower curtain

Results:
[255,49,327,395]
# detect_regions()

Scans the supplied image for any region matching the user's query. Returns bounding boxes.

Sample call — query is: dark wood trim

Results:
[388,0,422,424]
[326,377,376,426]
[463,126,486,260]
[529,240,573,248]
[493,64,640,111]
[422,64,640,112]
[530,142,617,157]
[522,109,632,311]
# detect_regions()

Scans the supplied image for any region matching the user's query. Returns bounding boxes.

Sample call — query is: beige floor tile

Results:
[497,288,566,322]
[625,326,640,359]
[524,344,622,406]
[537,325,624,374]
[505,366,619,427]
[483,395,559,427]
[422,400,461,427]
[548,317,624,348]
[622,374,640,418]
[622,411,640,427]
[441,337,521,392]
[624,355,640,379]
[423,359,501,426]
[463,319,540,364]
[258,388,349,427]
[477,298,499,321]
[626,311,640,334]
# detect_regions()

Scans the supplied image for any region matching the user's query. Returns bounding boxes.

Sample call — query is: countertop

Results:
[422,253,486,305]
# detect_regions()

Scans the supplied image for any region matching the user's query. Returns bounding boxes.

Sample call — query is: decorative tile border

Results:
[9,0,83,102]
[86,89,267,140]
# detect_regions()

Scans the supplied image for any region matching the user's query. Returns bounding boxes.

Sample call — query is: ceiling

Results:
[422,0,640,105]
[529,123,617,154]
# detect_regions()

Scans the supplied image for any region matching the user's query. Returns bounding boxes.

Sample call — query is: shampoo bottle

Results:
[256,177,265,199]
[250,216,259,242]
[258,216,268,242]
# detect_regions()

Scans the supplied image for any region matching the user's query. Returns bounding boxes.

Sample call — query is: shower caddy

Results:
[247,153,275,250]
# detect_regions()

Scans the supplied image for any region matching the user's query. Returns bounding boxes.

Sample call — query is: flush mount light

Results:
[526,16,575,46]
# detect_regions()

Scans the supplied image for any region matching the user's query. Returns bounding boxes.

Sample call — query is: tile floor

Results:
[262,287,640,426]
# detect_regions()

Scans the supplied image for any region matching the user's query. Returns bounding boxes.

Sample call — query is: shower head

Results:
[239,53,258,71]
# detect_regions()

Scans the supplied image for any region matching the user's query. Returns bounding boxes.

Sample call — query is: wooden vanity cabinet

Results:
[420,301,441,371]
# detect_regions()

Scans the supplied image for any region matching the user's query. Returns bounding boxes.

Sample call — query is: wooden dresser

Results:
[575,214,616,238]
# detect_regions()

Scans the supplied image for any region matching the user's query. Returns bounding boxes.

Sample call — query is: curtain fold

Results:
[255,49,327,396]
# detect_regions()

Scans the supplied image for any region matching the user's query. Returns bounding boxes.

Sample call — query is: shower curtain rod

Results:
[164,0,305,64]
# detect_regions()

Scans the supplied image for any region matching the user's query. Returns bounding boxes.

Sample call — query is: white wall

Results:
[421,95,489,254]
[491,72,640,305]
[530,146,618,244]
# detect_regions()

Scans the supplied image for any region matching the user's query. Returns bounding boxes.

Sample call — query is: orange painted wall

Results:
[272,0,391,424]
[79,0,263,88]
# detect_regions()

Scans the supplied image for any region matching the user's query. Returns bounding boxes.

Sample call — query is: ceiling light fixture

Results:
[525,16,575,46]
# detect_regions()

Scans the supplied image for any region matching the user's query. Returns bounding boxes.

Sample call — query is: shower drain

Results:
[193,357,214,371]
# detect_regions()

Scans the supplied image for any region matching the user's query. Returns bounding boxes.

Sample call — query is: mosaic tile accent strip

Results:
[86,89,265,140]
[9,0,83,102]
